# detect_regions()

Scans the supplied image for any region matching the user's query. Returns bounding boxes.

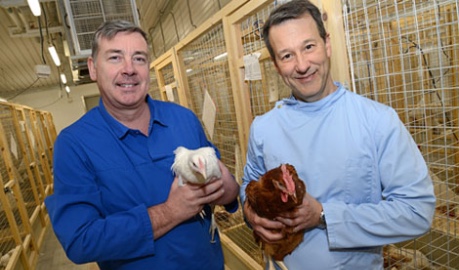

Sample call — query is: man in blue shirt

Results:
[240,1,435,269]
[45,20,239,270]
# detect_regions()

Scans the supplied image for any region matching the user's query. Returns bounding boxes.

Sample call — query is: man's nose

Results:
[295,54,310,73]
[121,59,136,75]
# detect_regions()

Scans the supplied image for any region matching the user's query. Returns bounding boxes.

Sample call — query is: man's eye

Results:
[281,54,292,61]
[109,55,120,61]
[134,57,147,63]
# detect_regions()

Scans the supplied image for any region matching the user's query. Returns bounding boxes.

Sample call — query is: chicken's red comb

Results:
[281,164,295,193]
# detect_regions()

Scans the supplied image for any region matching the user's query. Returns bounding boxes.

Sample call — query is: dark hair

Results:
[262,0,327,59]
[91,20,148,61]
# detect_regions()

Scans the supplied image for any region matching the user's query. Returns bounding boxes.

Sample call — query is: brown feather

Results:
[245,164,307,261]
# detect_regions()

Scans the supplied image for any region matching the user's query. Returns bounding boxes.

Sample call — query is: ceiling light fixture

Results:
[65,86,71,93]
[27,0,42,17]
[60,73,67,84]
[48,45,61,67]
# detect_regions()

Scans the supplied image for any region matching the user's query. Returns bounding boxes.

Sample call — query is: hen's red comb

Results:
[281,164,295,193]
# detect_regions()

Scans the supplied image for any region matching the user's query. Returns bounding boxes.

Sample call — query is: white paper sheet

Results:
[243,52,262,81]
[202,90,217,139]
[165,85,174,102]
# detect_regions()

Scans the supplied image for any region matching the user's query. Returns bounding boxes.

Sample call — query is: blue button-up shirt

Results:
[45,96,237,270]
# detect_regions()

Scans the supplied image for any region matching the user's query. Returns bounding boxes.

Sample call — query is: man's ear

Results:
[325,33,332,58]
[87,56,97,81]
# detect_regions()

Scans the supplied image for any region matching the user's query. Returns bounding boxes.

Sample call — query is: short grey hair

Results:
[91,20,148,61]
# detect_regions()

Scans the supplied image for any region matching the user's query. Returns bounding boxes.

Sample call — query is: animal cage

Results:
[149,0,459,269]
[155,58,181,104]
[0,102,56,270]
[344,0,459,269]
[148,70,162,101]
[176,16,260,266]
[178,23,241,182]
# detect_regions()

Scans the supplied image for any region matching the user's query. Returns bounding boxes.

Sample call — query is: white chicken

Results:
[171,146,222,243]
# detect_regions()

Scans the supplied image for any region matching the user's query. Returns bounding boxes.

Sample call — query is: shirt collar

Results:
[280,82,346,112]
[147,95,168,128]
[98,95,167,139]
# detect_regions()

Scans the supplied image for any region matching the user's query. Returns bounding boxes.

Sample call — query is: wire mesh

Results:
[0,179,18,266]
[0,105,38,221]
[240,2,273,56]
[12,108,46,204]
[148,69,162,101]
[179,23,240,174]
[39,112,55,161]
[242,1,292,118]
[250,59,292,117]
[0,108,26,267]
[174,1,299,266]
[0,194,17,269]
[344,0,459,269]
[179,20,261,265]
[215,206,264,265]
[20,108,50,194]
[0,103,54,269]
[158,63,179,102]
[34,113,53,173]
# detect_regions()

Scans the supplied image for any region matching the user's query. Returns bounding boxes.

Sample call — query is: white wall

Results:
[11,83,100,134]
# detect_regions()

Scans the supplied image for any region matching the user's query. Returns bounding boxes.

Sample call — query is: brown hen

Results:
[245,163,306,261]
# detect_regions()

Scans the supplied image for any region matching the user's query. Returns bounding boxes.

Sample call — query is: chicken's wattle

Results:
[281,192,288,203]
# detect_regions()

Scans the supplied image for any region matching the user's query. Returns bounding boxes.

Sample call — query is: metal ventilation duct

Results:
[63,0,139,57]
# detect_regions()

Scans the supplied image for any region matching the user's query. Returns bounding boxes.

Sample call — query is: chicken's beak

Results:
[289,192,297,204]
[198,159,207,179]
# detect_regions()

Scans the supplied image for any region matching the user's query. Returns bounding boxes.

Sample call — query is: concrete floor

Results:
[36,229,98,270]
[37,227,234,270]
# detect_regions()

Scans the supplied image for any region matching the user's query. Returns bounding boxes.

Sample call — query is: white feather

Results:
[171,146,222,243]
[172,146,221,186]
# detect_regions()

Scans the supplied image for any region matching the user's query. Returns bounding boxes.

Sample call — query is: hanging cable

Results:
[38,16,46,64]
[187,0,197,29]
[42,2,50,40]
[36,95,64,109]
[170,11,180,43]
[7,78,40,100]
[401,35,457,142]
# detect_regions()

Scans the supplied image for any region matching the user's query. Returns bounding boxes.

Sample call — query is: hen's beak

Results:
[289,192,297,204]
[198,159,207,179]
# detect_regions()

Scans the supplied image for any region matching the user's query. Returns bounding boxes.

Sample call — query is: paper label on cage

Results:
[243,53,262,81]
[165,85,174,102]
[202,90,216,139]
[10,133,18,160]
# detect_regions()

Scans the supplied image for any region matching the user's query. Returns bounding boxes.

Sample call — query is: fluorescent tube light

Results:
[48,45,61,67]
[27,0,41,17]
[60,73,67,84]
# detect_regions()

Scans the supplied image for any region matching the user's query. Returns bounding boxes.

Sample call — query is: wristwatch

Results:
[318,210,327,229]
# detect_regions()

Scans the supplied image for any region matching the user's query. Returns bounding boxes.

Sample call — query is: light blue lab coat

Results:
[240,83,435,270]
